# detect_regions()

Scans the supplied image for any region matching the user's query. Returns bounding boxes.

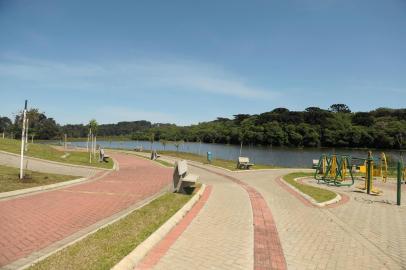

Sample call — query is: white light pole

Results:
[25,118,29,152]
[20,100,28,179]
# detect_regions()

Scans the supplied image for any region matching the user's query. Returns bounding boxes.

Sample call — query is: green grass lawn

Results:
[36,136,133,142]
[283,172,337,203]
[28,190,197,270]
[0,138,113,169]
[0,164,76,193]
[155,159,175,167]
[114,150,175,168]
[159,151,279,171]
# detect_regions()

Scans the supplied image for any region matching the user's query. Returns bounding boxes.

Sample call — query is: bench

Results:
[237,157,254,170]
[150,150,161,160]
[99,149,110,163]
[103,154,110,162]
[173,160,199,193]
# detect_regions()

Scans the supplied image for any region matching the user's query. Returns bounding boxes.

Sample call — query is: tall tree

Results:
[329,104,351,113]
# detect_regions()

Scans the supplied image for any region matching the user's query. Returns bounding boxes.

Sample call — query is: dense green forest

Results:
[1,104,405,149]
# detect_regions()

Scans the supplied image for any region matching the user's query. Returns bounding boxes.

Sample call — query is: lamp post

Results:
[19,100,28,179]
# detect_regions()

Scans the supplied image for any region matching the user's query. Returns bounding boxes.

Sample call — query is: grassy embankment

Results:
[0,138,113,169]
[117,149,278,170]
[28,189,199,270]
[0,164,76,193]
[39,136,132,142]
[158,150,279,171]
[283,172,337,203]
[114,149,175,168]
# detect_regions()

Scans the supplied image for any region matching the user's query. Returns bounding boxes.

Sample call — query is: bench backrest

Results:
[238,157,250,164]
[176,160,189,176]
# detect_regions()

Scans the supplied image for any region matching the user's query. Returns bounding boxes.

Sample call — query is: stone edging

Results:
[282,176,341,207]
[111,184,207,270]
[0,177,86,200]
[0,150,116,171]
[0,170,112,201]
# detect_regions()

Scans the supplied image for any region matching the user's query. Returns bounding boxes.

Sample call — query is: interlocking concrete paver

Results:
[152,166,254,270]
[0,153,172,268]
[136,186,213,270]
[233,170,406,270]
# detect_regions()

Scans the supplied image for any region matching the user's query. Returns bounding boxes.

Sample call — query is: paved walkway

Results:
[151,165,254,270]
[233,170,406,270]
[128,153,294,270]
[134,153,406,270]
[3,149,405,270]
[0,153,172,269]
[0,151,101,177]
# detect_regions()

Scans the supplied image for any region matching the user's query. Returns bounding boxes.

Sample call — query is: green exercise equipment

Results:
[314,154,355,187]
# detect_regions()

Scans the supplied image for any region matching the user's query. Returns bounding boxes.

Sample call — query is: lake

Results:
[63,140,405,168]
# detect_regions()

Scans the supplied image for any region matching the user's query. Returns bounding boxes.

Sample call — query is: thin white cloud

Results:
[0,54,277,100]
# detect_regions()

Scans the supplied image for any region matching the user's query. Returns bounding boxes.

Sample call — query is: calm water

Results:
[61,140,404,168]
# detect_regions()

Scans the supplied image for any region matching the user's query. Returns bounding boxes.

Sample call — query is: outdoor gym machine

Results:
[355,152,388,195]
[315,151,403,204]
[314,154,355,187]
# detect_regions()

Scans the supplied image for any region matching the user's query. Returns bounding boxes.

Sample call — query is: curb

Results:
[0,170,112,201]
[0,150,115,171]
[112,184,207,270]
[282,176,341,207]
[15,186,170,270]
[0,177,86,200]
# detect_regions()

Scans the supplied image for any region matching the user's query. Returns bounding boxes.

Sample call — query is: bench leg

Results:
[178,182,196,194]
[175,180,183,193]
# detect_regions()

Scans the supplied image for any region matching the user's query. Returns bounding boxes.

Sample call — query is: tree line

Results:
[1,104,405,149]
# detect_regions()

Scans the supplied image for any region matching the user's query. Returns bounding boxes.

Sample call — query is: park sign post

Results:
[19,100,28,179]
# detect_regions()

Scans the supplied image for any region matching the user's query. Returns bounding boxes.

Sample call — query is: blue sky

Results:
[0,0,405,125]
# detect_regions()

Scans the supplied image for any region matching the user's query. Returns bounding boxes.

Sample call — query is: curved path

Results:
[233,171,406,270]
[0,153,172,269]
[133,152,406,270]
[0,151,102,177]
[151,165,255,270]
[131,153,297,270]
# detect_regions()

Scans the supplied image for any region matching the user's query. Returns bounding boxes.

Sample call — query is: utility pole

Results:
[25,118,29,151]
[20,100,28,179]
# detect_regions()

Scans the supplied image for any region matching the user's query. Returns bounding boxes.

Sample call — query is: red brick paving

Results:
[191,166,287,270]
[231,178,287,270]
[0,154,172,267]
[135,185,213,270]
